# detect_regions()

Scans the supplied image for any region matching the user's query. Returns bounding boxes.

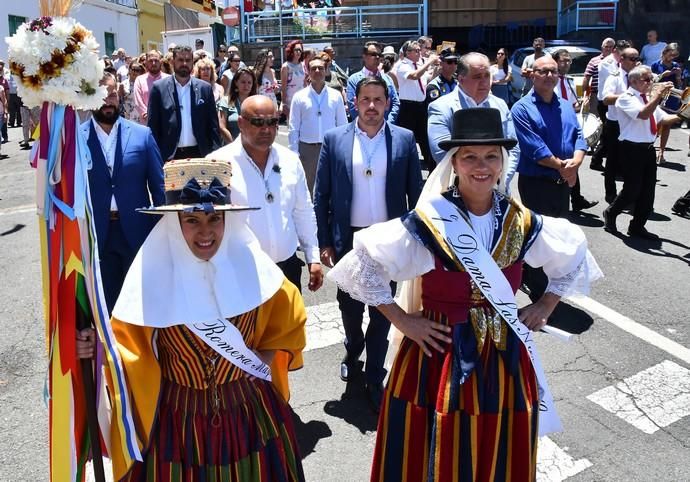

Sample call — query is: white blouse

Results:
[327,214,602,307]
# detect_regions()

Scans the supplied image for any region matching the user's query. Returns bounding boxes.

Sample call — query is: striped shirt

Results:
[584,53,605,95]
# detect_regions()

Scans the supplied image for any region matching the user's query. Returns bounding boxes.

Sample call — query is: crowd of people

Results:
[4,27,686,482]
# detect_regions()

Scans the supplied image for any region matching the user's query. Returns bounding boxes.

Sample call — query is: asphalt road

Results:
[1,122,689,482]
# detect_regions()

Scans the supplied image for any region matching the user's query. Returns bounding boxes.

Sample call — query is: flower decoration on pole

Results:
[6,3,140,482]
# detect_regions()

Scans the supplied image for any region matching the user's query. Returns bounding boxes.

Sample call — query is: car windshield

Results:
[567,52,599,75]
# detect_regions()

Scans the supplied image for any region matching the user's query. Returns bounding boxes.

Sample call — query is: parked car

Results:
[508,43,600,99]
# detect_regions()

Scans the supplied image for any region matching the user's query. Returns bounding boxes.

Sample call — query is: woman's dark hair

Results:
[382,55,395,73]
[285,40,304,63]
[229,67,257,103]
[253,49,273,78]
[496,48,509,75]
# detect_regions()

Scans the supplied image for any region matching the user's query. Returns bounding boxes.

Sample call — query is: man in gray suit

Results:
[427,52,520,188]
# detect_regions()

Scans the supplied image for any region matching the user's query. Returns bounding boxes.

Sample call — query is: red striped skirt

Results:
[122,376,304,482]
[371,309,539,482]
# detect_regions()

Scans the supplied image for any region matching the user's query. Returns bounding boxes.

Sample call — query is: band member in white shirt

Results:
[288,54,348,194]
[395,40,439,170]
[604,65,682,239]
[210,95,323,293]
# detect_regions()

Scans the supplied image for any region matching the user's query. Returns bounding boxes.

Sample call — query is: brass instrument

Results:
[652,82,690,118]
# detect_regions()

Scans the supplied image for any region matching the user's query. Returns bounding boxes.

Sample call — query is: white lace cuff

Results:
[327,248,395,306]
[545,250,603,297]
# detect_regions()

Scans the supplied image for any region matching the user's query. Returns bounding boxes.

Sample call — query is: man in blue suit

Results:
[84,73,165,311]
[428,52,520,189]
[147,45,221,161]
[346,41,400,124]
[314,77,423,412]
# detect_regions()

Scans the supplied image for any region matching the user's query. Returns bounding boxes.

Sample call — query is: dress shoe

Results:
[571,199,599,212]
[603,208,618,233]
[605,193,616,204]
[339,355,362,382]
[590,161,605,172]
[365,383,384,414]
[627,226,659,240]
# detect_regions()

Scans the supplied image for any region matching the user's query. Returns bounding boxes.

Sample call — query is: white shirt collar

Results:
[355,120,386,140]
[309,84,327,97]
[458,86,489,107]
[174,77,191,91]
[91,116,121,139]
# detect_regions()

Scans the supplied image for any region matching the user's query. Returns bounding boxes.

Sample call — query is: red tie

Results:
[560,76,568,99]
[640,94,657,135]
[413,62,425,94]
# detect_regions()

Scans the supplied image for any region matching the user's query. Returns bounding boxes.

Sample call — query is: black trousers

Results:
[397,99,432,169]
[173,145,201,160]
[608,141,657,230]
[591,101,608,163]
[603,120,620,199]
[518,174,570,300]
[100,219,137,312]
[8,93,22,127]
[570,174,585,204]
[276,252,304,293]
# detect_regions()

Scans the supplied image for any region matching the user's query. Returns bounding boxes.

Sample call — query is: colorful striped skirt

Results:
[371,308,539,482]
[122,375,305,482]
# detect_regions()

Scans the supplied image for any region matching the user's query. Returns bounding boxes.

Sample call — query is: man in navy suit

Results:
[84,73,165,311]
[314,77,423,412]
[147,45,221,161]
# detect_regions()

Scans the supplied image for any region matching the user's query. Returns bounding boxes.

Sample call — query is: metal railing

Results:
[242,4,424,43]
[105,0,138,8]
[557,1,618,36]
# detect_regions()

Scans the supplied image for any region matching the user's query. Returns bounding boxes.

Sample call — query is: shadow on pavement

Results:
[621,236,690,267]
[291,408,333,459]
[548,301,594,335]
[1,223,26,236]
[323,372,378,434]
[567,211,603,228]
[659,161,686,172]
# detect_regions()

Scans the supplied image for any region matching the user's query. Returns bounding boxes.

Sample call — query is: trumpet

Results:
[651,82,690,111]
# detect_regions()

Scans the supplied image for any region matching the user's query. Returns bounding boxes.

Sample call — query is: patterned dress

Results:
[329,191,600,482]
[109,280,306,482]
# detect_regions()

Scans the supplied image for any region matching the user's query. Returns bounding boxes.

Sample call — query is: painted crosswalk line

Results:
[586,360,690,434]
[537,436,593,481]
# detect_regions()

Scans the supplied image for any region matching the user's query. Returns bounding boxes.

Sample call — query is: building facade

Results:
[1,0,139,61]
[138,0,167,53]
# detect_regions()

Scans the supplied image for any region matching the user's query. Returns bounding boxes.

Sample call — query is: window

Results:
[104,32,116,57]
[8,15,27,36]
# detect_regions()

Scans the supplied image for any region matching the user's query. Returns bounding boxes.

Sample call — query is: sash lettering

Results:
[421,196,562,435]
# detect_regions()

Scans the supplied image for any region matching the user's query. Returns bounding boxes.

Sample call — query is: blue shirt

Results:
[511,90,587,179]
[346,68,400,124]
[651,59,682,88]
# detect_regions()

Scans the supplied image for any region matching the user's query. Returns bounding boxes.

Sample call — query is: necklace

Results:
[310,86,326,116]
[246,151,276,203]
[358,128,385,177]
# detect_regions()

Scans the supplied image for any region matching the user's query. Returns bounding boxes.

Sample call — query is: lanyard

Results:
[246,150,276,203]
[309,87,326,116]
[358,128,385,177]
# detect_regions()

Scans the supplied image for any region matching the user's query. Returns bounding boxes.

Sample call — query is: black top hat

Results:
[439,47,458,61]
[438,108,518,150]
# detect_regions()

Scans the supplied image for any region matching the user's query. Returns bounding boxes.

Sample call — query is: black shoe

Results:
[365,383,384,414]
[603,208,618,233]
[627,226,659,240]
[605,193,616,204]
[590,161,605,172]
[339,355,363,382]
[572,199,599,212]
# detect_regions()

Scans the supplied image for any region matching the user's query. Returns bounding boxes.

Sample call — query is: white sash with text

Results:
[420,196,562,435]
[187,319,272,381]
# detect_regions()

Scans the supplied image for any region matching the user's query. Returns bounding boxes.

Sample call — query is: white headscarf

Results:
[112,211,284,327]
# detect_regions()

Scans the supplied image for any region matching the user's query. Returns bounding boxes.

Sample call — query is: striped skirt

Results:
[371,309,539,482]
[122,376,305,482]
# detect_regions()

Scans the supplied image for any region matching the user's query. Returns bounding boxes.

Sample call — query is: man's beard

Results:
[176,67,191,78]
[93,106,119,125]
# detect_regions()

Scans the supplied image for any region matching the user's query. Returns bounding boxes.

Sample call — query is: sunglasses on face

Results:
[497,52,505,56]
[245,117,280,127]
[534,68,558,76]
[623,56,641,62]
[365,52,381,58]
[230,58,241,63]
[444,60,457,64]
[294,48,303,52]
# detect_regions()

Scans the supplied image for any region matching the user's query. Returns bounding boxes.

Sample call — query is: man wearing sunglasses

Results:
[425,48,458,104]
[210,95,323,296]
[600,47,640,204]
[346,41,400,124]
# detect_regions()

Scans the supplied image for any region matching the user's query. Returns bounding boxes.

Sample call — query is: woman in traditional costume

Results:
[79,158,306,481]
[328,108,602,482]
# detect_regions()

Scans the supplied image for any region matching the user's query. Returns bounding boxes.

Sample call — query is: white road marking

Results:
[567,295,690,365]
[586,360,690,434]
[537,436,593,481]
[0,204,35,216]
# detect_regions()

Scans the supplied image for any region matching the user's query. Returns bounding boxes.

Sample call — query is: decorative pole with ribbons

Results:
[6,2,142,481]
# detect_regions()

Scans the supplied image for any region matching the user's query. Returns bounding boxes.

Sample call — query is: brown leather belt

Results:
[109,211,119,220]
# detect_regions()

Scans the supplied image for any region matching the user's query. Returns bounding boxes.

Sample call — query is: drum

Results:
[578,112,603,148]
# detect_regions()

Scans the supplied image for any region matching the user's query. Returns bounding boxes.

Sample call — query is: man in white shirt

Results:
[210,95,323,294]
[601,47,639,203]
[112,48,127,72]
[314,77,423,412]
[395,40,439,170]
[288,55,347,194]
[82,73,165,310]
[133,50,169,125]
[640,30,667,66]
[604,65,681,239]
